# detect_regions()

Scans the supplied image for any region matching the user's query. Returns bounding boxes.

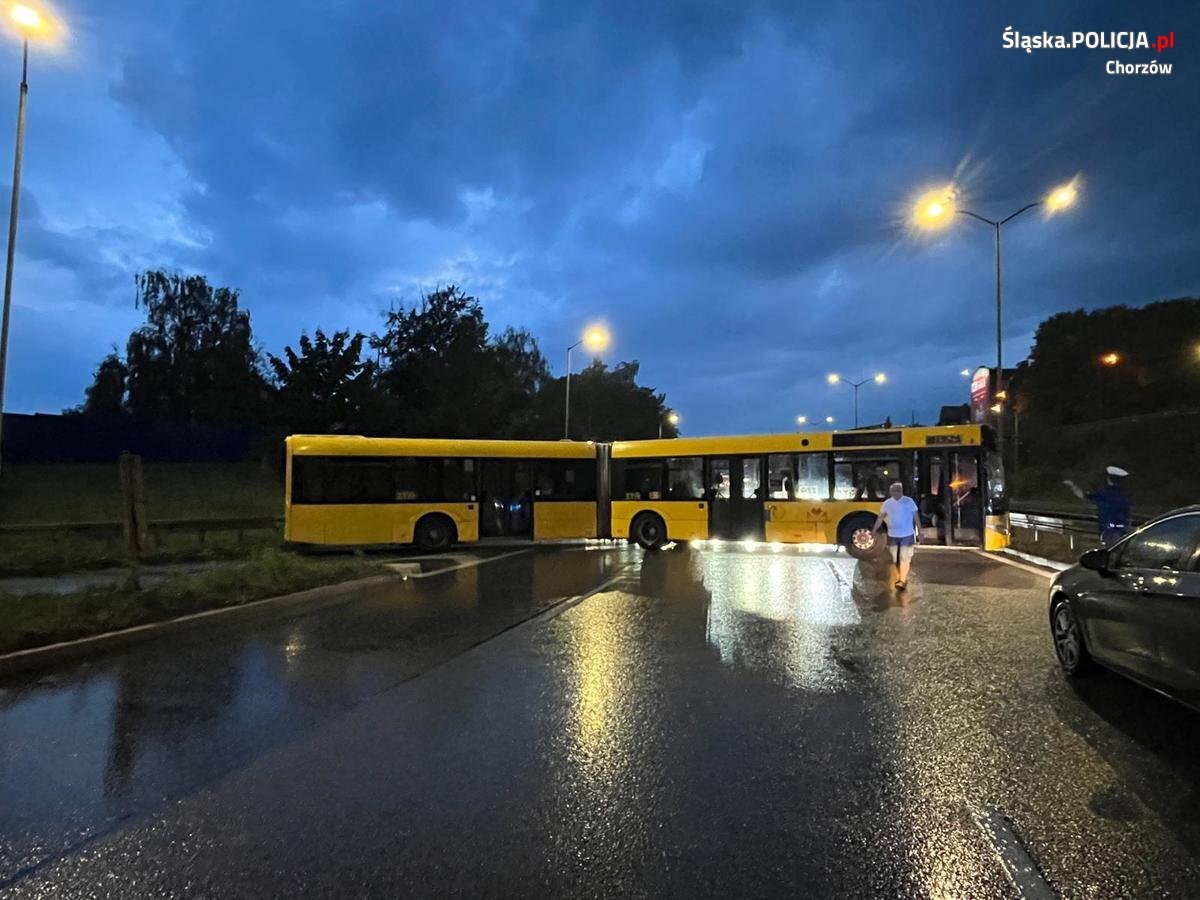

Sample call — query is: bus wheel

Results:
[839,515,881,560]
[414,514,456,553]
[631,512,667,550]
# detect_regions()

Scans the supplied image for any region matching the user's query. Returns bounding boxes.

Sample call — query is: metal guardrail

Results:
[1008,506,1148,551]
[0,516,282,541]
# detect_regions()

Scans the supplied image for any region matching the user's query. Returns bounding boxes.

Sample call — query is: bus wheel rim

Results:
[851,528,874,550]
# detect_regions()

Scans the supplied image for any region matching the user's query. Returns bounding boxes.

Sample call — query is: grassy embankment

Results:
[0,461,282,575]
[0,462,393,655]
[0,549,383,655]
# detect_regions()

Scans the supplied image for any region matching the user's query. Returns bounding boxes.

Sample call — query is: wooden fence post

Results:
[118,453,149,585]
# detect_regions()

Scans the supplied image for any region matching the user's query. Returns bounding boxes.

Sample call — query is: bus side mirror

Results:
[1079,548,1110,574]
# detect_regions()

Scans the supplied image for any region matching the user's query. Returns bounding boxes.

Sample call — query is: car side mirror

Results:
[1079,548,1110,574]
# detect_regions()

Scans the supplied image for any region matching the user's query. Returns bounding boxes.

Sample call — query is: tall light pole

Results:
[826,372,885,428]
[0,4,44,474]
[563,323,609,440]
[659,410,679,439]
[913,180,1078,450]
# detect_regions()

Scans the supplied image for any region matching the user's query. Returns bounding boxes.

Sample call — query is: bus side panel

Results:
[610,500,709,542]
[806,500,881,544]
[985,514,1009,550]
[534,502,598,540]
[287,503,479,545]
[763,501,822,543]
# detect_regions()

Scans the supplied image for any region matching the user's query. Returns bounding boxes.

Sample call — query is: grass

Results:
[0,461,281,524]
[0,548,384,656]
[0,461,284,576]
[0,528,283,577]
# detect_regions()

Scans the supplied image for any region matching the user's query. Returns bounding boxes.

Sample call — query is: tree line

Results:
[77,270,678,441]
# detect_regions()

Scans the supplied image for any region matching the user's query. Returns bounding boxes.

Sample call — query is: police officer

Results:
[1064,466,1130,546]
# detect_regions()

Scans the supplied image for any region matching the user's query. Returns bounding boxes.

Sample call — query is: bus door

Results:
[916,449,983,546]
[478,459,534,538]
[707,456,764,540]
[946,448,983,546]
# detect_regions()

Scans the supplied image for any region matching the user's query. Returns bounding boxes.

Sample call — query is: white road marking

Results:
[975,809,1057,899]
[385,547,535,579]
[970,549,1057,580]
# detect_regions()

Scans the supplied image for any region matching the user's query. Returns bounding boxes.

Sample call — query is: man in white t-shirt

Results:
[873,481,921,590]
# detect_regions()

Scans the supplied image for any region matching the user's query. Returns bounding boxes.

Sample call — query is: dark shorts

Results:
[888,535,916,563]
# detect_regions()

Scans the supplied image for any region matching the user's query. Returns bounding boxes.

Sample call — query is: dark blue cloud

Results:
[3,0,1199,432]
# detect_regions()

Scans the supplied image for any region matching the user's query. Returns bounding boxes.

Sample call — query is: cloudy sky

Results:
[3,0,1198,433]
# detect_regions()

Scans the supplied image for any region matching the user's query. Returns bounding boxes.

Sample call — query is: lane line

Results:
[975,809,1057,899]
[386,547,535,579]
[970,548,1057,580]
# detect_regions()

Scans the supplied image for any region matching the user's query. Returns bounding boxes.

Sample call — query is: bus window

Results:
[443,458,476,502]
[767,454,795,499]
[667,457,704,499]
[796,453,830,500]
[336,462,394,503]
[742,457,761,499]
[833,457,898,501]
[621,459,663,500]
[536,460,598,500]
[394,457,441,501]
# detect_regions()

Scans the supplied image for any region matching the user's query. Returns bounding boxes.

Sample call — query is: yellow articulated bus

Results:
[284,424,1007,557]
[609,424,1007,556]
[285,435,600,552]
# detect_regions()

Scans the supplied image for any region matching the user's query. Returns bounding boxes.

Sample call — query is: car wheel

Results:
[1051,596,1093,675]
[414,514,455,553]
[631,512,667,550]
[839,515,882,560]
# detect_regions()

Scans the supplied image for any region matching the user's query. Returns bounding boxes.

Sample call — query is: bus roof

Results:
[286,435,598,459]
[612,425,982,458]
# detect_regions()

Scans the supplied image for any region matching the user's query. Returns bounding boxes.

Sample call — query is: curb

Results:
[0,573,400,679]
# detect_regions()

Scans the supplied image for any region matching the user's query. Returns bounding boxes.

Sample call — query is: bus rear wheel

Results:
[414,514,456,553]
[631,512,667,550]
[839,514,882,560]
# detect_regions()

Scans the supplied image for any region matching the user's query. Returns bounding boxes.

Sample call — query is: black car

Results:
[1049,505,1200,712]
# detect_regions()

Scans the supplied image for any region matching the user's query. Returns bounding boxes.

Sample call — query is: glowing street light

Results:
[960,368,971,377]
[824,416,835,425]
[796,415,808,426]
[659,410,679,439]
[1099,351,1121,367]
[563,323,610,439]
[910,176,1081,451]
[827,373,887,428]
[0,1,59,473]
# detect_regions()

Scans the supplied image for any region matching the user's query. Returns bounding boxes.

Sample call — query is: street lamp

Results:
[563,323,609,439]
[826,372,886,428]
[824,415,835,425]
[912,178,1079,450]
[659,410,679,439]
[0,2,53,474]
[795,415,808,430]
[1099,351,1121,367]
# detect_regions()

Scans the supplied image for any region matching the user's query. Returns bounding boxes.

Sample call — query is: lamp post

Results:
[659,410,679,439]
[563,324,609,440]
[913,180,1078,450]
[0,3,46,474]
[826,372,885,428]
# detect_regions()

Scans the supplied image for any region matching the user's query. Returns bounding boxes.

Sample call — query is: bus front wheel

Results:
[631,512,667,550]
[839,514,882,560]
[414,514,456,553]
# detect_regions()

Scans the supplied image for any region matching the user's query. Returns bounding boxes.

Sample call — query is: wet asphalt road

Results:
[2,545,1200,898]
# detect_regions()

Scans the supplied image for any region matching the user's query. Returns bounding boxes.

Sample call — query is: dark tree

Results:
[268,329,379,434]
[78,352,128,417]
[539,359,676,440]
[85,271,268,424]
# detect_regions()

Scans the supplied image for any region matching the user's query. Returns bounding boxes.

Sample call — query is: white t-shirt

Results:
[879,496,919,538]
